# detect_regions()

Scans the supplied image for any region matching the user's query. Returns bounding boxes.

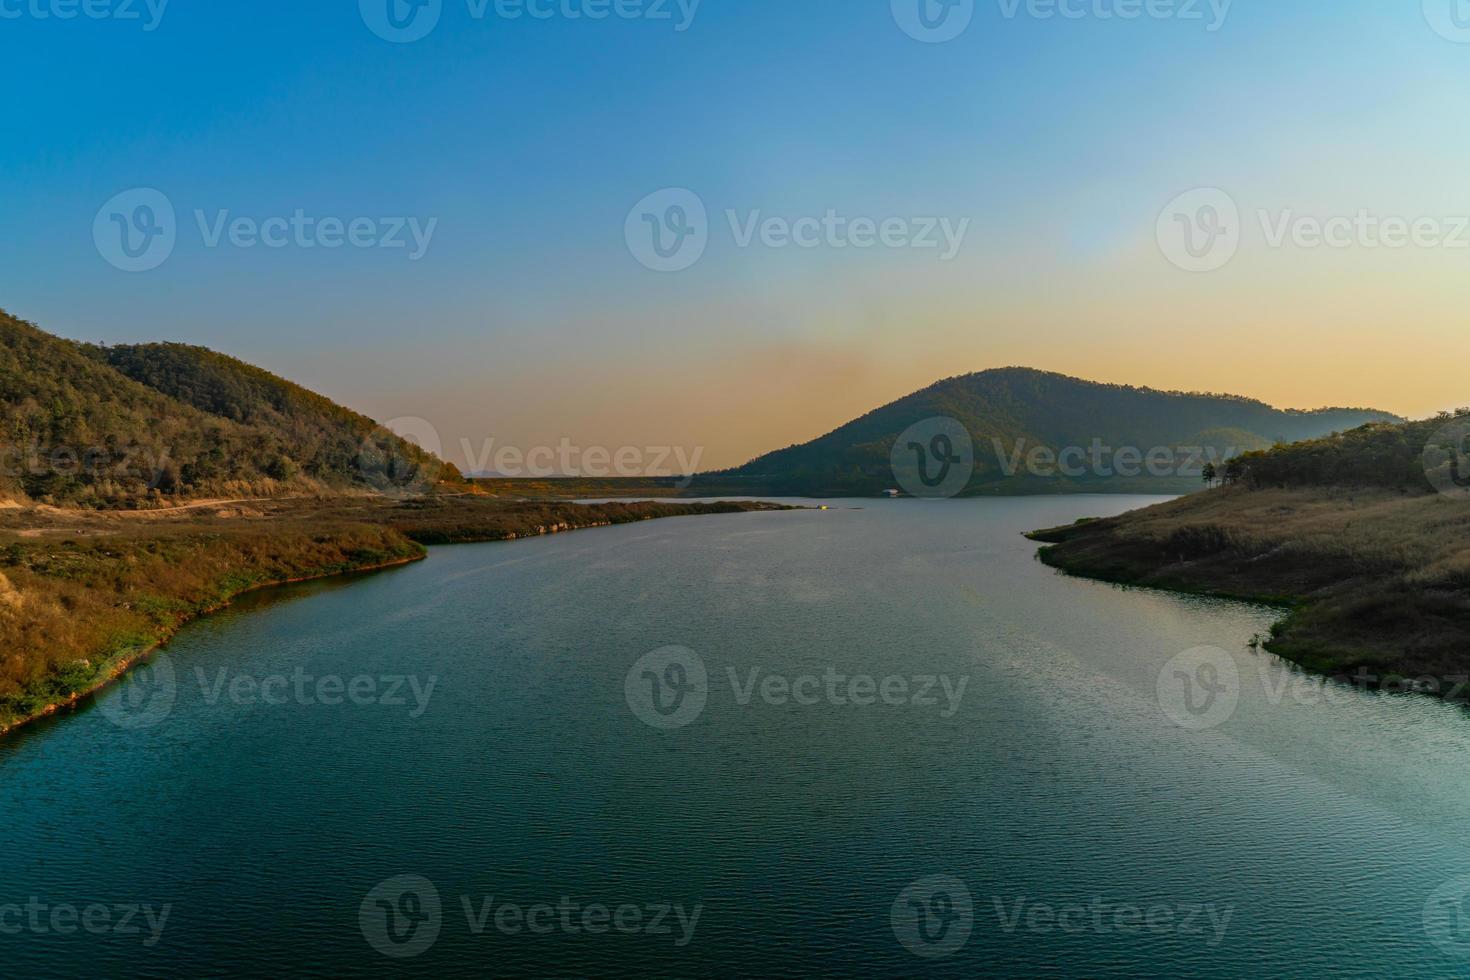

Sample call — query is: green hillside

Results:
[724,368,1400,495]
[1227,414,1467,493]
[0,311,459,508]
[87,341,458,495]
[1029,413,1470,694]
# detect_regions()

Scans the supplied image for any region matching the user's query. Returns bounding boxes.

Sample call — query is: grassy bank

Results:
[1029,487,1470,692]
[0,496,792,734]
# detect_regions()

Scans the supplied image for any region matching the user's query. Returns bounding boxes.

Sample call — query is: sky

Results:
[2,0,1469,473]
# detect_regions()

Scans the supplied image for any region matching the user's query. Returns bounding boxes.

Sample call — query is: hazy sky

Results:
[3,0,1469,471]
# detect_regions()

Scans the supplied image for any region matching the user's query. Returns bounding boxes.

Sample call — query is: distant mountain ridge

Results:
[0,311,459,508]
[723,368,1400,495]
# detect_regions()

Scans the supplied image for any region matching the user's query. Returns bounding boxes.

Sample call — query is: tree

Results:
[1201,462,1217,488]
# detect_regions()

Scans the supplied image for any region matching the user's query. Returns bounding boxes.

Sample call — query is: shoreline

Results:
[1026,488,1470,702]
[0,553,428,739]
[1,499,795,741]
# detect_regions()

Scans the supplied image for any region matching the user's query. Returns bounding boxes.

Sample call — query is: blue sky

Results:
[2,0,1468,468]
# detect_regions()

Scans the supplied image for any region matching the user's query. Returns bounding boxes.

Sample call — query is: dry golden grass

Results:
[0,495,791,732]
[1033,487,1470,687]
[1094,487,1470,581]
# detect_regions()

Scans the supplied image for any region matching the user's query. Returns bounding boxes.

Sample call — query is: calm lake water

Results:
[5,496,1470,978]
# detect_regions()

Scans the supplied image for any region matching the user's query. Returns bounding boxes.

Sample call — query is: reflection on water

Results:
[1,497,1466,977]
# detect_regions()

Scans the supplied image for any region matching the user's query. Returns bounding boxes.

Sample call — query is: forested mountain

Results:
[723,368,1400,495]
[1231,413,1468,492]
[0,311,460,507]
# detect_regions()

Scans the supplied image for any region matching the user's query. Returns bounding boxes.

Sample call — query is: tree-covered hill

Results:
[1230,414,1469,493]
[723,368,1400,495]
[86,341,456,495]
[0,310,460,507]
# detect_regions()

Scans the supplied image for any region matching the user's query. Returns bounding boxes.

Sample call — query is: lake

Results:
[3,496,1470,977]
